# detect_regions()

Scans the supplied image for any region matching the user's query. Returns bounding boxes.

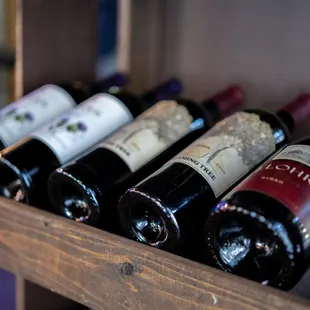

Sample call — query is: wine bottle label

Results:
[229,144,310,230]
[169,112,276,197]
[99,100,193,172]
[0,85,76,147]
[31,93,133,164]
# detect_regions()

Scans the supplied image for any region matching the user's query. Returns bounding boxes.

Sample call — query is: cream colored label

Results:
[31,93,133,164]
[0,85,76,147]
[170,112,276,197]
[273,144,310,167]
[99,100,193,172]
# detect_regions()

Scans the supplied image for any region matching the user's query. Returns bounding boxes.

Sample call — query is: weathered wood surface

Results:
[0,198,308,310]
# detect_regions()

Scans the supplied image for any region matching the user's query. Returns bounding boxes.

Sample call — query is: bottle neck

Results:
[112,91,144,118]
[92,73,129,94]
[276,109,295,133]
[201,85,245,125]
[275,94,310,134]
[201,99,221,125]
[139,79,183,105]
[59,82,92,105]
[202,85,244,124]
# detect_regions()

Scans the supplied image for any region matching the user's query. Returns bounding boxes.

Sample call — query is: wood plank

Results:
[116,0,131,75]
[14,0,23,98]
[126,0,168,93]
[16,276,24,310]
[0,198,308,310]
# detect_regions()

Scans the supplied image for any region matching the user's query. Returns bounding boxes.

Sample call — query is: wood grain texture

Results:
[117,0,131,75]
[0,198,308,310]
[126,0,168,94]
[16,275,24,310]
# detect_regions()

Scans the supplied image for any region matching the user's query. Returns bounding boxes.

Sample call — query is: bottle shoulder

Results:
[243,109,291,147]
[1,137,42,155]
[112,91,144,118]
[58,82,91,104]
[176,98,209,123]
[1,137,60,169]
[292,136,310,146]
[244,109,290,133]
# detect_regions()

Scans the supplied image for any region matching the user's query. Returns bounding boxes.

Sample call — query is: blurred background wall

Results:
[0,0,14,308]
[0,0,8,106]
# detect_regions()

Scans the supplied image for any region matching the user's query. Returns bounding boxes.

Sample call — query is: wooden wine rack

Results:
[4,0,310,309]
[0,197,309,310]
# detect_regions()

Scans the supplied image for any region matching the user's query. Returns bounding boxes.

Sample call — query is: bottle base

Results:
[0,156,29,203]
[48,166,101,226]
[118,187,181,251]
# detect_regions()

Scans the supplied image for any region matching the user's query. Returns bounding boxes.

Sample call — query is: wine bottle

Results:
[118,94,310,252]
[47,86,244,227]
[0,78,182,209]
[90,73,129,95]
[0,72,129,149]
[204,136,310,290]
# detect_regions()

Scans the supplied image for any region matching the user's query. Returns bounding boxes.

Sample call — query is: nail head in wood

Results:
[121,262,134,276]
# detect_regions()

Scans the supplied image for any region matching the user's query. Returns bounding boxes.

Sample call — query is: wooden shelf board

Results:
[0,198,308,310]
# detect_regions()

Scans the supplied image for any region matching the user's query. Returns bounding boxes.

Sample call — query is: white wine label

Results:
[99,100,193,172]
[273,144,310,167]
[0,85,76,147]
[225,143,310,234]
[170,112,276,197]
[31,93,133,164]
